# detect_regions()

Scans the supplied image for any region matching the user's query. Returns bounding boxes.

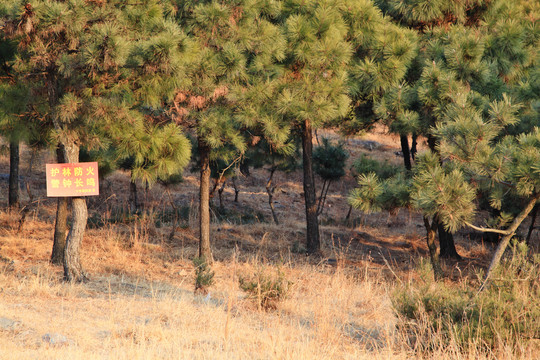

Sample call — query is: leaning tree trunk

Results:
[52,145,68,265]
[198,139,213,262]
[526,204,538,246]
[424,216,444,280]
[478,193,540,293]
[8,139,20,209]
[400,134,412,171]
[301,119,320,253]
[61,141,88,282]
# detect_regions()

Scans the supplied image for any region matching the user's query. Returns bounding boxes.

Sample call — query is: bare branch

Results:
[464,221,512,235]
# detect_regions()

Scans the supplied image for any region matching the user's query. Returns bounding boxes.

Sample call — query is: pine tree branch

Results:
[463,221,512,235]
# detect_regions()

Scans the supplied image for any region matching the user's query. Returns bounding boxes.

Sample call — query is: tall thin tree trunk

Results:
[344,205,353,225]
[129,177,139,213]
[62,141,88,282]
[400,134,412,171]
[266,167,279,225]
[52,145,68,265]
[8,139,20,208]
[218,180,226,209]
[199,139,213,262]
[302,119,320,253]
[424,216,444,280]
[232,176,239,202]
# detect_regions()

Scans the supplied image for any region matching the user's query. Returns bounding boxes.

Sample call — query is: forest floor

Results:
[0,128,538,359]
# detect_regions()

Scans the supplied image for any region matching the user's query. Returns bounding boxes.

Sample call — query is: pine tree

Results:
[349,0,539,279]
[274,0,354,253]
[0,34,38,210]
[313,138,348,216]
[373,0,539,262]
[413,99,539,290]
[171,0,287,261]
[1,0,191,281]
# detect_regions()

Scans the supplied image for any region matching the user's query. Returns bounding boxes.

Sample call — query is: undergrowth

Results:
[239,266,292,311]
[393,241,540,357]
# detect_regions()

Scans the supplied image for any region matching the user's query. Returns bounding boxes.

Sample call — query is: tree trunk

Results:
[301,119,320,253]
[411,133,418,160]
[51,198,69,265]
[344,205,353,226]
[232,176,239,202]
[199,139,213,262]
[61,141,88,282]
[526,204,538,246]
[266,167,279,225]
[438,221,461,260]
[129,177,139,213]
[51,145,68,265]
[400,134,412,171]
[424,216,444,280]
[427,134,461,259]
[8,139,20,209]
[478,193,540,293]
[218,180,226,209]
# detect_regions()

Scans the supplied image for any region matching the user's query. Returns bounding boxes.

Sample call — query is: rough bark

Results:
[198,139,213,262]
[478,193,540,293]
[438,222,461,260]
[129,178,139,213]
[424,216,444,280]
[8,139,20,208]
[61,141,88,282]
[400,134,412,171]
[301,119,320,253]
[51,198,69,265]
[51,145,68,265]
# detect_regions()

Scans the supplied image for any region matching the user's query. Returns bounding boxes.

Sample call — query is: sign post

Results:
[46,162,99,197]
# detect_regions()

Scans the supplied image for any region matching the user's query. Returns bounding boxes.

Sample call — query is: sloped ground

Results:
[0,128,537,359]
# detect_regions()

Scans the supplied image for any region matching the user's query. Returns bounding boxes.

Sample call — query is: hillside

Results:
[0,130,537,359]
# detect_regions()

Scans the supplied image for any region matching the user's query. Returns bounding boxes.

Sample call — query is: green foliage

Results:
[393,241,540,354]
[1,0,192,180]
[348,172,411,214]
[352,154,400,179]
[244,137,301,174]
[239,266,291,310]
[213,206,265,225]
[349,154,408,214]
[193,256,214,294]
[313,138,349,181]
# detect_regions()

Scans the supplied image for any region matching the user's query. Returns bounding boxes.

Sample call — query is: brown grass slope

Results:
[0,128,538,359]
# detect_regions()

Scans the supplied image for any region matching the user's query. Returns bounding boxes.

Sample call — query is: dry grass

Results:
[0,129,538,359]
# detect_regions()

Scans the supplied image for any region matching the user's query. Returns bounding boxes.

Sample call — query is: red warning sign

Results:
[46,162,99,197]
